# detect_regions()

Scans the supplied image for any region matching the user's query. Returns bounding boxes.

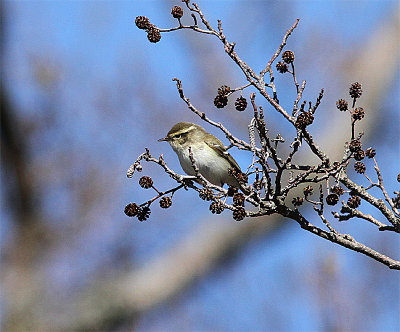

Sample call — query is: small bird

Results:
[158,122,242,188]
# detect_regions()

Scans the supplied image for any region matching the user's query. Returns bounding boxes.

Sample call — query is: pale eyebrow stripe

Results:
[172,125,196,136]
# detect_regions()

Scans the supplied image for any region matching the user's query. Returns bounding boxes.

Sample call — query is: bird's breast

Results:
[175,143,236,186]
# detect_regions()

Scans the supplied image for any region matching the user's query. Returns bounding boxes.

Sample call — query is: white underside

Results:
[172,142,237,187]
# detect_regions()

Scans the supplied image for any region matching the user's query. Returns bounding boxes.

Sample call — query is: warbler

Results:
[158,122,242,188]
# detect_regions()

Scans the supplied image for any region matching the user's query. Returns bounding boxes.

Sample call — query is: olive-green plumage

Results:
[159,122,241,187]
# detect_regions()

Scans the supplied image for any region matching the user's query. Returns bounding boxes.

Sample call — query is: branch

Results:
[279,205,400,269]
[340,173,400,229]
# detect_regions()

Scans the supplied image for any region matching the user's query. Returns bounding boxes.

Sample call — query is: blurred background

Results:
[1,0,399,331]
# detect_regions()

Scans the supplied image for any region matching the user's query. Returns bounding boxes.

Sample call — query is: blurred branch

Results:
[71,216,282,330]
[1,83,36,227]
[1,76,54,332]
[1,6,54,331]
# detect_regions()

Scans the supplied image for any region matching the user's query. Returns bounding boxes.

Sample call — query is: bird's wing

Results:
[205,140,241,171]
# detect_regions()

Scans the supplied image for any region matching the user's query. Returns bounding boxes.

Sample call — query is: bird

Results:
[158,122,243,188]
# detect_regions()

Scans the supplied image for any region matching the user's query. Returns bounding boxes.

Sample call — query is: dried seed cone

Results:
[347,195,361,208]
[353,149,365,161]
[349,82,362,99]
[331,185,344,196]
[276,61,288,73]
[303,186,314,196]
[124,203,140,217]
[352,107,365,121]
[199,188,214,201]
[233,207,246,221]
[137,206,151,221]
[295,111,314,129]
[326,193,339,206]
[214,94,228,108]
[171,5,184,19]
[228,168,248,184]
[227,186,238,197]
[233,193,245,207]
[139,176,153,189]
[235,97,247,111]
[336,99,348,112]
[349,139,362,152]
[304,111,314,124]
[282,50,295,64]
[210,201,224,214]
[365,147,376,159]
[292,197,303,206]
[354,162,366,174]
[159,196,172,209]
[147,26,161,43]
[135,16,151,30]
[218,85,231,96]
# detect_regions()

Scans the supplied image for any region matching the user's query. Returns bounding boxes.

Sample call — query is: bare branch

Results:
[130,4,399,270]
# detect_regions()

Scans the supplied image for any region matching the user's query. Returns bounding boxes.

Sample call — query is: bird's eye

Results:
[174,134,182,139]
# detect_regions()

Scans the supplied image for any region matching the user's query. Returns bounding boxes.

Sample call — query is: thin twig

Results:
[293,80,306,116]
[373,157,400,214]
[260,18,300,77]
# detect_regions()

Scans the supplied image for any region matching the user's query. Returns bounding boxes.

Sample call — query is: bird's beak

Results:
[158,136,168,142]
